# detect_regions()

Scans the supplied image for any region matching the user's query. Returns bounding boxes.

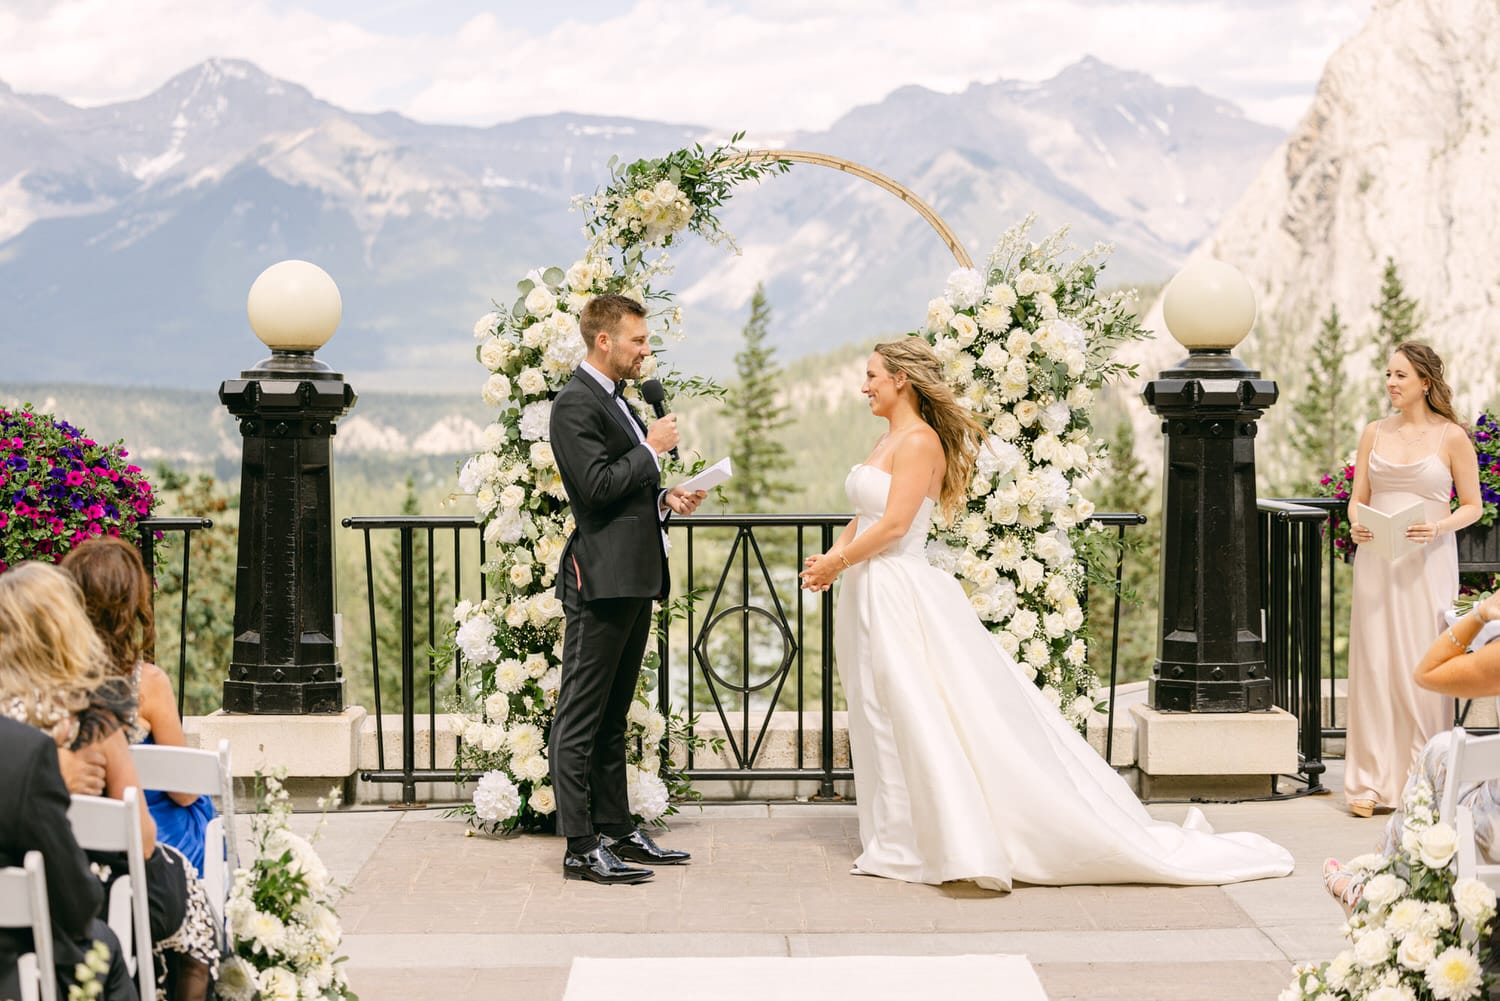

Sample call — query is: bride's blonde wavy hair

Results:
[874,337,985,520]
[0,562,108,735]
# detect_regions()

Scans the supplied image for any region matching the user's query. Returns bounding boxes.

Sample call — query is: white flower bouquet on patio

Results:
[450,136,786,833]
[217,773,355,1001]
[1283,778,1496,1001]
[919,218,1146,725]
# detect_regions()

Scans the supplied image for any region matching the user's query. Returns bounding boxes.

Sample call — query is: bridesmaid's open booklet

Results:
[1355,501,1427,563]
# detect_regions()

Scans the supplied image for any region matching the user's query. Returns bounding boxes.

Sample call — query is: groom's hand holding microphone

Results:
[641,378,706,516]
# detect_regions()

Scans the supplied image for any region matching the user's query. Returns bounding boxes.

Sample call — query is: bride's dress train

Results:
[835,464,1294,891]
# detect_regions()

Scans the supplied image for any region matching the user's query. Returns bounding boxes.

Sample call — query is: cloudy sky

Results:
[0,0,1371,132]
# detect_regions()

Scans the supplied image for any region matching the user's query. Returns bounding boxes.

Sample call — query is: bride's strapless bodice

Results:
[845,464,933,561]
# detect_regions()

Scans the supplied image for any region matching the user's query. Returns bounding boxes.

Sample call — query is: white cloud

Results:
[0,0,1371,130]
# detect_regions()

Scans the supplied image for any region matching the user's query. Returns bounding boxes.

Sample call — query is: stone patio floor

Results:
[288,760,1376,1001]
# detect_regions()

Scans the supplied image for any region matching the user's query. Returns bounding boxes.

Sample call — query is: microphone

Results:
[639,378,678,460]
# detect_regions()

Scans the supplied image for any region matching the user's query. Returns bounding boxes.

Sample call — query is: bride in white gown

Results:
[798,338,1294,892]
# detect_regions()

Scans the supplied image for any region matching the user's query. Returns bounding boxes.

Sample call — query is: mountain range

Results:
[0,56,1281,391]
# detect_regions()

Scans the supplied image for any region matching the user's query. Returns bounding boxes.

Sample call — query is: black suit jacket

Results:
[0,717,104,971]
[550,368,670,601]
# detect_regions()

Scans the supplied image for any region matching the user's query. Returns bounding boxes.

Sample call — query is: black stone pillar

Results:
[220,351,356,714]
[1141,349,1277,712]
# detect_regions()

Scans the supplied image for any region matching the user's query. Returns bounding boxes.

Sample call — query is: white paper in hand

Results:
[1355,500,1427,563]
[676,457,733,494]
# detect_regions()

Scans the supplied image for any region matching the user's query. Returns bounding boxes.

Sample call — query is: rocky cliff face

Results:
[1160,0,1500,481]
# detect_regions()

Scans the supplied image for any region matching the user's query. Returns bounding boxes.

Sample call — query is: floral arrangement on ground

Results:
[918,218,1147,724]
[1282,778,1496,1001]
[451,136,787,833]
[0,404,154,572]
[217,773,356,1001]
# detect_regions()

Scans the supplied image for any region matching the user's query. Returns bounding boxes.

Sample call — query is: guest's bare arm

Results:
[138,663,199,806]
[99,728,157,856]
[1414,595,1500,698]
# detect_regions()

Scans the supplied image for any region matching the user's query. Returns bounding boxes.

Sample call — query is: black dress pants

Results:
[549,568,654,838]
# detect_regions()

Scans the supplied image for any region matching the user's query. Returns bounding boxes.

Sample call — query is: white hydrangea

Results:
[456,617,500,666]
[925,297,956,334]
[944,267,986,309]
[473,311,503,340]
[473,771,521,824]
[518,400,552,441]
[627,765,670,822]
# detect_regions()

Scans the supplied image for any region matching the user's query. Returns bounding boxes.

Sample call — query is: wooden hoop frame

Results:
[728,149,974,269]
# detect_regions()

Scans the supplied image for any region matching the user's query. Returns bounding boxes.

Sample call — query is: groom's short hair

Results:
[580,294,647,344]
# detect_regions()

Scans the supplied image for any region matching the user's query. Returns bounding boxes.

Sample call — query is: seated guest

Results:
[0,577,137,1001]
[0,562,213,1001]
[63,538,218,877]
[1324,591,1500,911]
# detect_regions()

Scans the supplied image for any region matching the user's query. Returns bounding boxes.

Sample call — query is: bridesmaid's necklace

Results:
[1393,417,1433,444]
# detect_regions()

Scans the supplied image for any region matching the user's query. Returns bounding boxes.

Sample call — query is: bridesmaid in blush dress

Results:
[1343,343,1483,817]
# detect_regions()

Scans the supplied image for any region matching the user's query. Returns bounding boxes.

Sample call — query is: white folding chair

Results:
[67,788,153,1001]
[1440,727,1500,825]
[129,738,238,922]
[0,852,57,1001]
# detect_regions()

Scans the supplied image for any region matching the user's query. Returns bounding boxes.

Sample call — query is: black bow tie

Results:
[612,380,626,399]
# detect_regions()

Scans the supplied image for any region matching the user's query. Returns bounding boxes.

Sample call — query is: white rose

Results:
[1006,329,1033,356]
[525,284,557,317]
[949,312,979,347]
[1033,533,1062,563]
[1353,926,1393,966]
[1397,933,1436,970]
[529,441,556,469]
[483,691,509,723]
[508,563,533,588]
[479,336,509,371]
[498,484,526,510]
[478,723,505,753]
[1065,349,1086,377]
[1016,558,1045,592]
[1064,638,1086,665]
[1068,384,1094,409]
[925,297,956,333]
[529,784,557,814]
[1008,608,1038,639]
[516,367,548,397]
[1417,822,1457,869]
[1362,872,1407,911]
[1063,605,1085,631]
[535,595,564,620]
[991,413,1021,441]
[482,373,513,406]
[503,602,528,628]
[1043,612,1067,638]
[1454,877,1498,924]
[514,752,550,783]
[1014,400,1040,427]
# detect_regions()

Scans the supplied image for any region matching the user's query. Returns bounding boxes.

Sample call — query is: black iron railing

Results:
[341,515,485,803]
[1257,499,1329,792]
[344,511,1148,804]
[136,516,215,717]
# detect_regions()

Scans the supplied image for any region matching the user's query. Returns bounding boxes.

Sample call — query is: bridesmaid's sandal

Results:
[1322,858,1365,912]
[1348,799,1376,818]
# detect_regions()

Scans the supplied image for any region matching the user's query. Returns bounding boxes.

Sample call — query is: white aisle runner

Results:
[562,954,1049,1001]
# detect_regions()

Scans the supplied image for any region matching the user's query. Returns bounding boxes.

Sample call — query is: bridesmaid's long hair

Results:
[874,337,984,520]
[1394,341,1461,426]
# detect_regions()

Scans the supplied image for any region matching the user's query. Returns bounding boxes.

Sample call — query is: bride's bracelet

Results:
[837,554,853,573]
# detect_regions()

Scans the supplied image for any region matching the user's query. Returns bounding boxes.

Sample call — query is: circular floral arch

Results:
[452,137,1142,833]
[729,149,974,269]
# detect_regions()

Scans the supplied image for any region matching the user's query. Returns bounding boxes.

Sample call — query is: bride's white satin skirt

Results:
[834,550,1296,892]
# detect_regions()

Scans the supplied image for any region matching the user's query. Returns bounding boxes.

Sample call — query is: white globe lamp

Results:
[1160,258,1258,375]
[245,260,343,373]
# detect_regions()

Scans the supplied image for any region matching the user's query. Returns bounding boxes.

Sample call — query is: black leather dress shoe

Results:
[607,828,691,865]
[562,843,654,884]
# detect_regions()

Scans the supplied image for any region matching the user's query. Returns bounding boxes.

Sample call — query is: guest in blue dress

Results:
[61,538,218,874]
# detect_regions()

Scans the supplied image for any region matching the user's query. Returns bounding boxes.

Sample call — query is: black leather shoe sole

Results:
[563,865,654,884]
[612,847,691,866]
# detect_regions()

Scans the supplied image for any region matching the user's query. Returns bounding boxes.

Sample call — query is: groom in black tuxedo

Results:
[548,293,704,884]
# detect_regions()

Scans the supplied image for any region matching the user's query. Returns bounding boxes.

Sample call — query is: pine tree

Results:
[1371,257,1422,367]
[1085,413,1159,686]
[725,284,794,513]
[1292,305,1351,484]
